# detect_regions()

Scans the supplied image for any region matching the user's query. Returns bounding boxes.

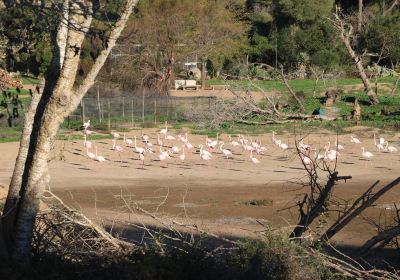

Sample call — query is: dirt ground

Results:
[1,128,400,249]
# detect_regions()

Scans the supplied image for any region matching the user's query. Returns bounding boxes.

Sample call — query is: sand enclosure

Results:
[1,129,400,248]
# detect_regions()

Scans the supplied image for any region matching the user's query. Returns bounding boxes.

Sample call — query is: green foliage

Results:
[277,0,334,23]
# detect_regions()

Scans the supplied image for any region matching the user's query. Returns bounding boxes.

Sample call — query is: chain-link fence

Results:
[0,91,218,131]
[65,94,217,130]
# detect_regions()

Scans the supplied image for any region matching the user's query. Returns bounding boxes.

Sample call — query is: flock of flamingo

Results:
[80,120,398,169]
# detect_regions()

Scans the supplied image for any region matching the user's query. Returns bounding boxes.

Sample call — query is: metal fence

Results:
[67,94,217,130]
[0,91,217,130]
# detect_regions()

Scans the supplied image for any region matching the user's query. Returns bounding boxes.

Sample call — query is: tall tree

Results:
[107,0,246,93]
[0,0,139,262]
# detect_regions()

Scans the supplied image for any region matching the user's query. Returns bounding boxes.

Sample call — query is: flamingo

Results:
[142,133,150,143]
[171,146,180,154]
[111,131,120,139]
[334,140,344,151]
[179,146,186,162]
[124,133,133,147]
[134,136,146,155]
[165,134,176,141]
[86,147,96,160]
[199,144,212,158]
[206,134,219,149]
[229,135,240,148]
[139,151,145,168]
[160,121,168,135]
[157,134,163,147]
[385,142,398,153]
[112,139,124,162]
[95,146,106,162]
[219,142,232,159]
[361,147,373,164]
[84,134,92,149]
[250,150,260,164]
[185,141,194,150]
[279,142,289,156]
[158,146,171,167]
[82,119,90,130]
[350,135,361,144]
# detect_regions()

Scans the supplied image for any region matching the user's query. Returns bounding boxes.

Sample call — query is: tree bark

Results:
[358,0,363,32]
[1,86,42,255]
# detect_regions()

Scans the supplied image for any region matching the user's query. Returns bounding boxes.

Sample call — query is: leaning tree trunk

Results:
[333,11,379,105]
[1,0,138,262]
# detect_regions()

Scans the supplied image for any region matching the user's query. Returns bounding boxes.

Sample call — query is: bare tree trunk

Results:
[358,0,363,32]
[333,10,379,105]
[1,87,41,254]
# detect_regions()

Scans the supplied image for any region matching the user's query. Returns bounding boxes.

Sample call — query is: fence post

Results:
[81,99,85,124]
[97,86,101,122]
[154,96,157,125]
[131,96,135,127]
[122,96,125,119]
[107,98,111,131]
[142,90,145,125]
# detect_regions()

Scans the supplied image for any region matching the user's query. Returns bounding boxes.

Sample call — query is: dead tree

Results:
[331,7,379,105]
[1,0,138,262]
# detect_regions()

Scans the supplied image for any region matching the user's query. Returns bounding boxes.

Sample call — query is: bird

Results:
[199,145,212,160]
[185,141,194,150]
[374,133,385,152]
[385,142,398,153]
[134,136,146,155]
[123,133,133,147]
[206,134,219,149]
[139,151,145,168]
[157,134,164,147]
[219,142,232,159]
[142,133,150,143]
[250,150,260,164]
[325,150,340,162]
[229,135,240,148]
[279,142,289,156]
[334,140,344,151]
[171,146,180,154]
[95,146,106,162]
[82,119,90,130]
[361,147,373,162]
[350,135,361,144]
[84,134,92,149]
[160,121,168,135]
[165,134,176,141]
[179,146,186,162]
[112,139,124,162]
[111,131,120,139]
[86,147,96,160]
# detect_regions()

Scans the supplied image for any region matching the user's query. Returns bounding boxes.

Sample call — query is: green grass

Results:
[209,76,398,94]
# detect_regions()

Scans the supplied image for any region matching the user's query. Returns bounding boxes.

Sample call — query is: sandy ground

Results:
[1,128,400,249]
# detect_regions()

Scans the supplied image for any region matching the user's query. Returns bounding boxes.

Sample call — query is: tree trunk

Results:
[358,0,363,32]
[1,87,41,255]
[335,18,379,105]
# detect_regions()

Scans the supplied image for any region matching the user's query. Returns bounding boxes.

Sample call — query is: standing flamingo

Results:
[84,134,92,149]
[250,150,260,164]
[219,142,232,159]
[134,136,146,156]
[124,133,133,147]
[361,147,373,165]
[95,146,106,162]
[112,139,124,162]
[86,147,96,160]
[179,146,186,162]
[160,121,168,135]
